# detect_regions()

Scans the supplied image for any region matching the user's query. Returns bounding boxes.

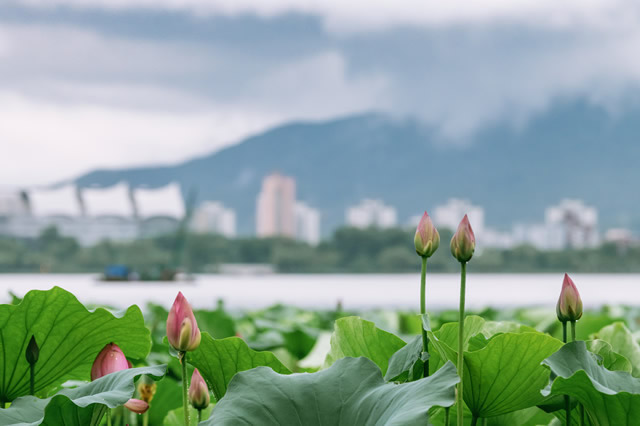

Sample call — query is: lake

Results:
[0,273,637,311]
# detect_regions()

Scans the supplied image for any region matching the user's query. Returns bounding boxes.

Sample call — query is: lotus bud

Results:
[25,335,39,366]
[167,292,201,352]
[556,274,583,322]
[91,343,129,381]
[189,368,210,410]
[124,398,149,414]
[450,215,475,263]
[414,211,440,258]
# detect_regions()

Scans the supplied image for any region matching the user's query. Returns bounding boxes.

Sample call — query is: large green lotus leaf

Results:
[385,336,423,382]
[0,365,166,426]
[163,405,213,425]
[430,330,563,418]
[0,286,151,402]
[591,322,640,377]
[485,406,555,425]
[542,341,640,425]
[587,339,633,373]
[324,316,406,376]
[187,333,290,400]
[205,357,459,426]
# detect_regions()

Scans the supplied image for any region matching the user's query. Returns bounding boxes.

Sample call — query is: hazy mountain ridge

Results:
[73,100,640,235]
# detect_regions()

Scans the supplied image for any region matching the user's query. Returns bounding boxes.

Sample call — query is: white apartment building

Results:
[346,199,397,228]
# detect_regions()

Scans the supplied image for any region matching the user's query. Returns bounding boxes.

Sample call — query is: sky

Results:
[2,0,640,185]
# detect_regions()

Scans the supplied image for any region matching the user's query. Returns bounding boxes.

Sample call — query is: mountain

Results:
[73,99,640,235]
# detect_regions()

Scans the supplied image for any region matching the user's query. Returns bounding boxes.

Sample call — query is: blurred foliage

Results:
[0,225,639,273]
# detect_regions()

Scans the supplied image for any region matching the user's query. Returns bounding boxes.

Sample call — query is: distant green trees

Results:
[0,225,638,273]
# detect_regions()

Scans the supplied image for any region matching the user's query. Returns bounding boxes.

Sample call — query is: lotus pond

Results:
[0,284,638,425]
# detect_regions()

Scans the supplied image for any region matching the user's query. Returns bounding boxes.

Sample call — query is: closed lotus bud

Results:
[414,211,440,258]
[556,274,583,322]
[25,335,39,366]
[167,292,201,352]
[189,368,210,410]
[91,343,129,381]
[124,398,149,414]
[450,215,475,263]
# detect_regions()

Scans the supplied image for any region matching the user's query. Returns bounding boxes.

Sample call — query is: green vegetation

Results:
[2,286,640,424]
[0,225,638,273]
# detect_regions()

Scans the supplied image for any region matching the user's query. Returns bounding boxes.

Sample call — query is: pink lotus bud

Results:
[450,215,475,263]
[188,368,210,410]
[91,343,129,381]
[556,274,583,322]
[167,292,201,352]
[414,211,440,258]
[124,398,149,414]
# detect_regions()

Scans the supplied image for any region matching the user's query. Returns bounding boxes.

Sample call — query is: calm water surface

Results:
[0,273,638,310]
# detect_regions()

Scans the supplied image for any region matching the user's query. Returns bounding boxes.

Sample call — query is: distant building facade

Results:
[191,201,236,237]
[433,198,485,236]
[295,202,321,245]
[0,182,186,245]
[256,173,297,238]
[346,199,397,228]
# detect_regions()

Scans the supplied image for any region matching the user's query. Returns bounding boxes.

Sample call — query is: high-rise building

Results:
[191,201,236,237]
[256,173,296,238]
[545,199,598,249]
[295,202,320,245]
[433,198,485,235]
[346,199,397,228]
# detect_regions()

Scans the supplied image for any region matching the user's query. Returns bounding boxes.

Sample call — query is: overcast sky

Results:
[2,0,640,185]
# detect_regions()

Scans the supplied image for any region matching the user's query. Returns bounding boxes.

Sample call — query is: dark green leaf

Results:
[206,357,459,425]
[187,333,290,400]
[0,365,166,426]
[324,316,406,376]
[0,287,151,402]
[542,341,640,425]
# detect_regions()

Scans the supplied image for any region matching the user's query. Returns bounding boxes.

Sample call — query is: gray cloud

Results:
[3,2,640,184]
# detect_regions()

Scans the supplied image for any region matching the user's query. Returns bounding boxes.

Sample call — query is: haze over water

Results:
[0,273,637,310]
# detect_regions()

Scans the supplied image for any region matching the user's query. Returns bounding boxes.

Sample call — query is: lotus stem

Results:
[570,320,576,342]
[143,411,149,426]
[180,351,190,426]
[198,408,202,423]
[106,408,112,426]
[562,321,571,426]
[29,364,35,396]
[420,255,429,377]
[471,415,479,426]
[444,407,450,426]
[457,262,467,426]
[570,320,584,426]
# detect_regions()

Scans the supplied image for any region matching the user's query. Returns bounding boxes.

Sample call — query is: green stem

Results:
[571,321,584,426]
[471,415,479,426]
[143,411,149,426]
[457,262,467,426]
[198,408,202,423]
[29,364,35,395]
[420,255,429,377]
[562,321,571,426]
[444,407,450,426]
[107,408,112,426]
[181,351,190,426]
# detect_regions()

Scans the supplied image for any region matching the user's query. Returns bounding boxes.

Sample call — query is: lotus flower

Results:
[189,368,210,410]
[167,292,201,352]
[414,211,440,258]
[124,398,149,414]
[556,274,583,322]
[91,343,129,380]
[450,215,475,263]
